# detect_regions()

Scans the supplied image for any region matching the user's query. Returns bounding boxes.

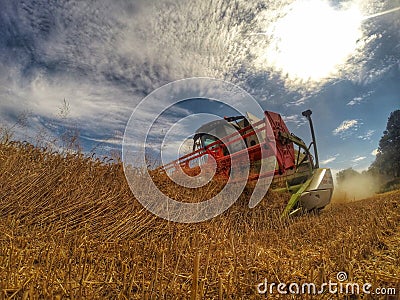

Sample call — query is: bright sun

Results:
[259,0,363,83]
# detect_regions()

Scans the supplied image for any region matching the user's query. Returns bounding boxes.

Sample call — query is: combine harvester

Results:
[159,109,334,217]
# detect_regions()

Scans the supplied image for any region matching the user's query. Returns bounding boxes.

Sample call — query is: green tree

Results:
[371,110,400,177]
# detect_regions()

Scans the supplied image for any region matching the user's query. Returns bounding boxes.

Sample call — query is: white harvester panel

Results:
[300,168,334,210]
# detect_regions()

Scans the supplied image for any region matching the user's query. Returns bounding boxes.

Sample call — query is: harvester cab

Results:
[159,109,334,217]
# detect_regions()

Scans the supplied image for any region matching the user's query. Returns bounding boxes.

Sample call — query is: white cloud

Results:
[351,156,367,162]
[285,96,310,107]
[0,72,134,144]
[81,136,123,146]
[358,129,375,140]
[347,96,363,106]
[347,91,374,106]
[333,120,359,135]
[371,149,379,156]
[282,114,307,127]
[320,154,339,165]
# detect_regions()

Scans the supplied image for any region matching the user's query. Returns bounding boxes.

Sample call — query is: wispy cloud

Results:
[351,156,367,162]
[0,0,280,148]
[320,154,339,165]
[282,114,307,127]
[358,129,375,140]
[333,120,359,135]
[347,96,363,106]
[347,91,374,106]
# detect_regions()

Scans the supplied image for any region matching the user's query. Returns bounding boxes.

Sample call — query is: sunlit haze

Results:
[257,0,363,82]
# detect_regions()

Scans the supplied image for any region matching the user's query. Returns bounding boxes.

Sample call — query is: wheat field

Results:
[0,141,399,299]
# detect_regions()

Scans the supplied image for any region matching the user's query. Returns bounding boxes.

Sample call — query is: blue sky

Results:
[0,0,399,175]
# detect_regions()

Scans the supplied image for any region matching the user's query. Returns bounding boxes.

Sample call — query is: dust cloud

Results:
[332,173,381,203]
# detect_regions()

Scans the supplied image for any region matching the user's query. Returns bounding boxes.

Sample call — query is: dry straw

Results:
[0,141,399,299]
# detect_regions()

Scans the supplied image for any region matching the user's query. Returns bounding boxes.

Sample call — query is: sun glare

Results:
[259,0,363,83]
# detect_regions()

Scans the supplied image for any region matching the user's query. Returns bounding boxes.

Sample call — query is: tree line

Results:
[336,109,400,193]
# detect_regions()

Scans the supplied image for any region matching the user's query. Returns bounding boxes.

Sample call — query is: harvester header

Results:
[159,109,334,217]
